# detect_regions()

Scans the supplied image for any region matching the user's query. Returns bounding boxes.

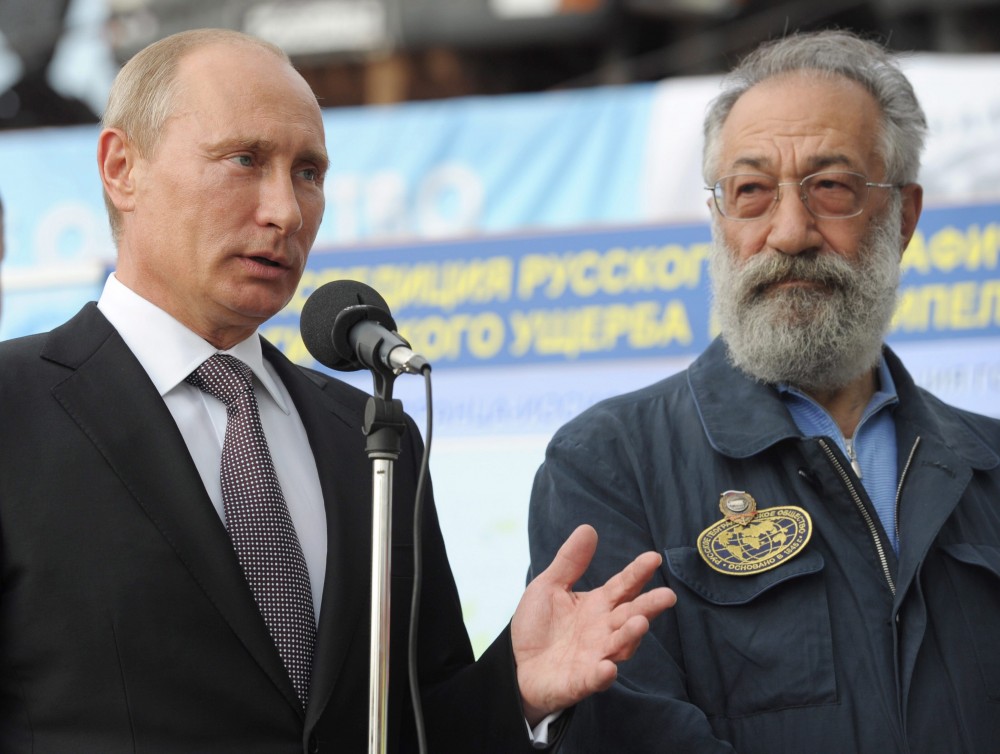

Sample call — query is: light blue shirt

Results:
[779,358,900,553]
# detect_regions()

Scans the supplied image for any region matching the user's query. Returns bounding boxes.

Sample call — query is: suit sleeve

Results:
[392,415,543,753]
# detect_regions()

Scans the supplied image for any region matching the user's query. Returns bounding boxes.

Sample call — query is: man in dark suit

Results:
[0,28,675,753]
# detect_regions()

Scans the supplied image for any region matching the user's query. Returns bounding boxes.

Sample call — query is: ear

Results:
[97,128,138,214]
[898,183,923,258]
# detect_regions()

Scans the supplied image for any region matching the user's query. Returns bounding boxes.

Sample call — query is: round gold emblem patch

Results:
[697,506,813,575]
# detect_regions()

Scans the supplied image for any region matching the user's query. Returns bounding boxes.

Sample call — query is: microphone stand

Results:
[363,366,406,754]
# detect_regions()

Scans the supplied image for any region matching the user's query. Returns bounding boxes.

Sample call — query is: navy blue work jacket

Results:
[529,338,1000,753]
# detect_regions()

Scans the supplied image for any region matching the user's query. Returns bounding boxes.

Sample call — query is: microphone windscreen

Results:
[300,280,395,371]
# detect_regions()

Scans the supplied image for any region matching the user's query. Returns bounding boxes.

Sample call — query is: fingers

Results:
[513,537,677,718]
[624,586,677,622]
[602,614,649,662]
[536,526,676,625]
[601,588,675,661]
[586,658,619,695]
[536,524,599,590]
[598,549,665,608]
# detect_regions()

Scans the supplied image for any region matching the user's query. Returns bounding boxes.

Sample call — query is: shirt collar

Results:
[96,273,290,413]
[777,355,899,426]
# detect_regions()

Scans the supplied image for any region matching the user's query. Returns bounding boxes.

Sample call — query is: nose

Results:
[258,172,303,236]
[765,182,822,256]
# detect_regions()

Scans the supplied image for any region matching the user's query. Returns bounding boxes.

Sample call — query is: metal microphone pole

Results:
[363,369,406,754]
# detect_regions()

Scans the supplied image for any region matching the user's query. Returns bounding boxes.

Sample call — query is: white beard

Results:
[709,201,903,392]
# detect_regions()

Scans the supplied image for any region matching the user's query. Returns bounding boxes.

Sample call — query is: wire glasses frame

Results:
[707,171,903,221]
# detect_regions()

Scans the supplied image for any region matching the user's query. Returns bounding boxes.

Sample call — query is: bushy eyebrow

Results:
[729,153,859,174]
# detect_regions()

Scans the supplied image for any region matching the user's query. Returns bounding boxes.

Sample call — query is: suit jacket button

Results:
[307,733,319,753]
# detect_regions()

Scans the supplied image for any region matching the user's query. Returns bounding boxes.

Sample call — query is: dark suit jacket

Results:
[0,303,537,753]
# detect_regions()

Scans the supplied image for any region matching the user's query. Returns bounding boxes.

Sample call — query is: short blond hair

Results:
[101,29,291,243]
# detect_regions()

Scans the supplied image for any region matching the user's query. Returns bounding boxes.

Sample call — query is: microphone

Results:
[300,280,430,375]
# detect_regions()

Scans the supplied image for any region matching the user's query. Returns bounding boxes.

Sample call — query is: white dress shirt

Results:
[97,274,327,619]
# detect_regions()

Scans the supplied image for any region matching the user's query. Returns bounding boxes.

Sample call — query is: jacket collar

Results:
[687,338,802,458]
[688,337,999,471]
[884,346,998,470]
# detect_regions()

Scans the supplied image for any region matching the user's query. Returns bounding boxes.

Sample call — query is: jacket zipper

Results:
[818,438,896,595]
[844,436,863,478]
[894,437,921,550]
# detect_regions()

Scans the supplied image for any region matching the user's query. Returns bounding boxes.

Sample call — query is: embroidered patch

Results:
[697,506,813,575]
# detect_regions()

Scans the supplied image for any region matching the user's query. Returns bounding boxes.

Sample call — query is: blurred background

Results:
[2,0,999,652]
[2,0,1000,127]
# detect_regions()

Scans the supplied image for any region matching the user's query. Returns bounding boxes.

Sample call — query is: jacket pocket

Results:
[939,543,1000,700]
[664,546,836,718]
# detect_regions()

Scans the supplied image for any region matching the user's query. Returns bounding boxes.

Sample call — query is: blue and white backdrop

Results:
[3,54,999,651]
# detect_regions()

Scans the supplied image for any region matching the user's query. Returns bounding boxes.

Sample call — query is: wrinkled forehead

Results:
[167,41,325,143]
[717,72,884,178]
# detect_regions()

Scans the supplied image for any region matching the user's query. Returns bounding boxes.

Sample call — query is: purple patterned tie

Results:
[187,354,316,706]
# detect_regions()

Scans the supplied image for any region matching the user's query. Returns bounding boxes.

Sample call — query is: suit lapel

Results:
[263,343,372,726]
[44,305,302,714]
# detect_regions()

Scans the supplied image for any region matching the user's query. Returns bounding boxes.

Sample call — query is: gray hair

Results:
[702,30,927,186]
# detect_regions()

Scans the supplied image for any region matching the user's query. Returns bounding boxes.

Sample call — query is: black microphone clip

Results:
[332,302,429,376]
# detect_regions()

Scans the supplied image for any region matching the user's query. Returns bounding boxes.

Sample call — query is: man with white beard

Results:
[528,30,1000,754]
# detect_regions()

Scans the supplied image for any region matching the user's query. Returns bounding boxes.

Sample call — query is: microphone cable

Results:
[407,367,432,754]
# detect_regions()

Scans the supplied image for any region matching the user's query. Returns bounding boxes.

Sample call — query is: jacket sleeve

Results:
[527,415,738,753]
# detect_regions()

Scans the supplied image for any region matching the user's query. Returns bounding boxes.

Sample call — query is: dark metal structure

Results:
[1,0,998,128]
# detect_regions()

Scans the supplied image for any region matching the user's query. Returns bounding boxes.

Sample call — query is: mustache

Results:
[736,250,858,297]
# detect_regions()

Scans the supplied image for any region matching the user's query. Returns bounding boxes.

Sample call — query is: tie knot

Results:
[186,354,255,407]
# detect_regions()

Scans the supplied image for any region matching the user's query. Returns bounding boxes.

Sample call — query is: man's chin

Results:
[230,285,296,320]
[754,280,838,309]
[725,323,882,393]
[742,294,834,331]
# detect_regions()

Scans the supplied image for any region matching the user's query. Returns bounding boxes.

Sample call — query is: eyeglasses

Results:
[707,171,902,220]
